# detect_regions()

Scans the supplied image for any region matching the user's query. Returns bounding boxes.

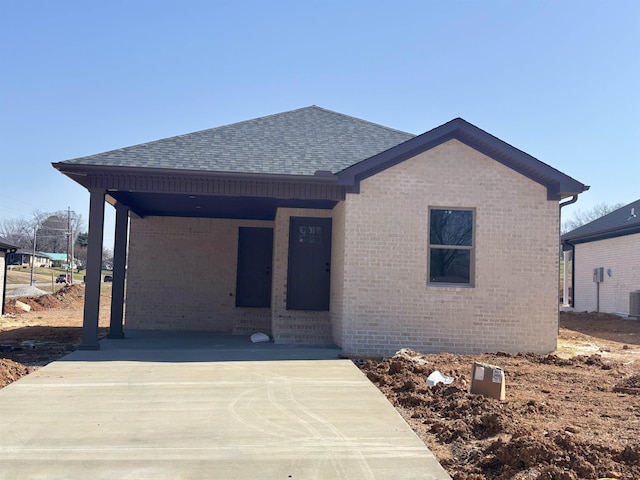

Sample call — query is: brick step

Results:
[272,316,334,345]
[232,313,272,336]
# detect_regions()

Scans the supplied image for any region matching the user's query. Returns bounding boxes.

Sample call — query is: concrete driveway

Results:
[0,331,450,479]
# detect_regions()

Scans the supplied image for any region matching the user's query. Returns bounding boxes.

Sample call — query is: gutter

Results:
[52,163,341,184]
[559,194,580,210]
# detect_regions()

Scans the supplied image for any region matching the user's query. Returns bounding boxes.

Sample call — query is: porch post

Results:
[80,188,105,350]
[108,203,128,339]
[1,251,8,316]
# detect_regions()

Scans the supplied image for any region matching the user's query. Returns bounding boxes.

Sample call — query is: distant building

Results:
[562,199,640,315]
[7,251,78,270]
[7,250,53,268]
[40,252,72,268]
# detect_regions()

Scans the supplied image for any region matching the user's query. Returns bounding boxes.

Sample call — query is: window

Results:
[298,225,323,244]
[428,208,474,285]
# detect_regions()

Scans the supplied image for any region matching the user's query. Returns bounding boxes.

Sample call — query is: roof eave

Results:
[562,223,640,245]
[53,162,340,187]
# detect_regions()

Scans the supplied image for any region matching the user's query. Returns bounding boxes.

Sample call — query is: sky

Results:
[1,0,638,249]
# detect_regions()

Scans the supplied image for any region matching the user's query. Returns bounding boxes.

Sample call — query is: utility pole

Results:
[30,224,37,286]
[67,207,71,284]
[70,225,75,285]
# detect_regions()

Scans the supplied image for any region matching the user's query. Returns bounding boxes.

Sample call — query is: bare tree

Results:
[102,248,114,269]
[561,202,624,234]
[0,210,86,253]
[36,214,68,252]
[0,217,33,248]
[75,232,89,267]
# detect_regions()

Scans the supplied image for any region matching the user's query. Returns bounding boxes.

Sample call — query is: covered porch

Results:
[54,166,345,350]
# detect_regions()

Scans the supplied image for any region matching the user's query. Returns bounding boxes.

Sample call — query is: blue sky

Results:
[1,1,638,249]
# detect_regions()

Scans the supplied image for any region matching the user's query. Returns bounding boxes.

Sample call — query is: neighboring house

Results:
[7,250,53,268]
[0,237,18,316]
[562,199,640,315]
[40,252,72,268]
[7,251,73,269]
[53,106,588,354]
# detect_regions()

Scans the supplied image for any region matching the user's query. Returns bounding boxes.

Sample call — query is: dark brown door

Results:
[236,227,273,307]
[286,217,332,311]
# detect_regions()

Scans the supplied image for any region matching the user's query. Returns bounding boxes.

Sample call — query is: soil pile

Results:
[614,373,640,395]
[360,341,640,480]
[3,284,85,314]
[1,284,109,368]
[0,358,31,388]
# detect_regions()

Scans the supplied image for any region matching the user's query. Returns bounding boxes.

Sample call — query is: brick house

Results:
[562,199,640,315]
[53,106,588,354]
[0,237,18,316]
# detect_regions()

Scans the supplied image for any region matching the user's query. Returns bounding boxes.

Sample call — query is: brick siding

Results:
[332,139,560,355]
[125,139,563,355]
[125,217,273,333]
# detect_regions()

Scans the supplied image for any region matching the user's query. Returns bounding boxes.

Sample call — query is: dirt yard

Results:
[2,287,639,479]
[359,317,640,480]
[0,284,111,372]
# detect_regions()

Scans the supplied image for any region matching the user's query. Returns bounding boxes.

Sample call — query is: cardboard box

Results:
[470,362,506,400]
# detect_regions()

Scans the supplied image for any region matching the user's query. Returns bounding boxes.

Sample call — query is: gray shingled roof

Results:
[562,198,640,243]
[58,106,416,176]
[0,236,18,249]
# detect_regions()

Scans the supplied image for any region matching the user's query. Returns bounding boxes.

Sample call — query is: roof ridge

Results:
[60,106,414,163]
[77,107,318,157]
[307,105,415,137]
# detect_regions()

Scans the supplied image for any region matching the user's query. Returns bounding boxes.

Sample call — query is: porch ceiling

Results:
[108,191,337,220]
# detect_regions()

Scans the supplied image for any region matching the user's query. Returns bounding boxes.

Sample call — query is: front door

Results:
[236,227,273,307]
[286,217,332,311]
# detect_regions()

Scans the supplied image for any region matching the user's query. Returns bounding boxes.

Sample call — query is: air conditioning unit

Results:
[630,291,640,318]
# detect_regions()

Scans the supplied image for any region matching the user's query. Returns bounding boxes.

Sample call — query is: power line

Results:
[0,204,33,217]
[0,193,46,217]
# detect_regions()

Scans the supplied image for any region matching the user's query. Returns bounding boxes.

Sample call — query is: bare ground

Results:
[359,315,640,480]
[0,284,111,368]
[2,288,639,479]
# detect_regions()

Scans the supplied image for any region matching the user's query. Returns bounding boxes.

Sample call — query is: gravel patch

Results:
[6,286,49,298]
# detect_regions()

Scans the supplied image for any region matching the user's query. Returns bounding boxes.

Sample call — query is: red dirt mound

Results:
[4,284,85,314]
[360,343,640,480]
[0,359,32,388]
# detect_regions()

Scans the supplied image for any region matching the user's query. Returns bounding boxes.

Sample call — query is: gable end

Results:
[337,118,587,201]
